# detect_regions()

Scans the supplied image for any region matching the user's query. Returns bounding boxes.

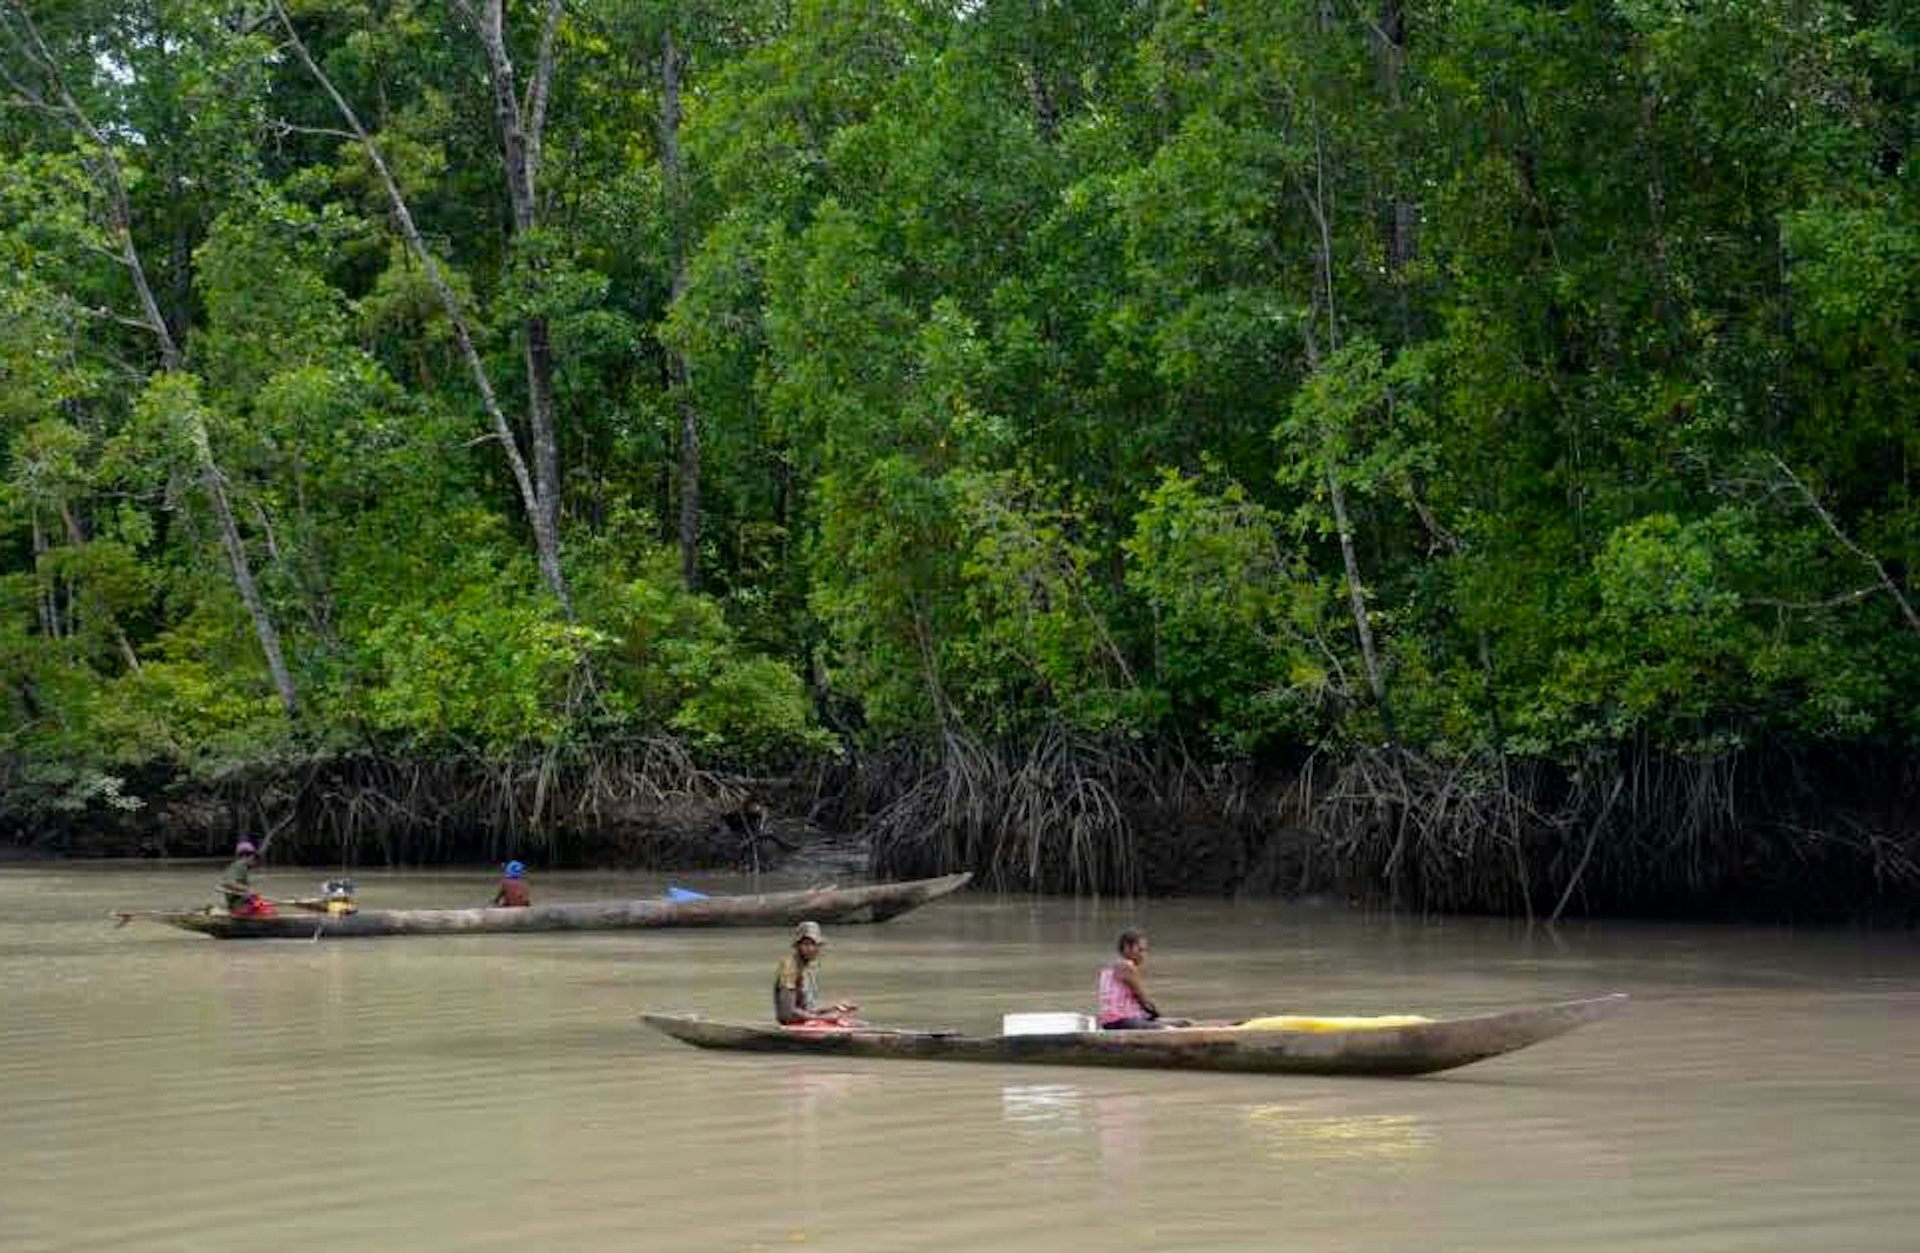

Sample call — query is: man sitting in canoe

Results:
[1097,928,1190,1029]
[219,840,274,918]
[491,860,531,908]
[774,920,861,1026]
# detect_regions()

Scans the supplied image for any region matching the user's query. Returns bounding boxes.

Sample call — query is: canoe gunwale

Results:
[638,994,1627,1077]
[149,872,972,939]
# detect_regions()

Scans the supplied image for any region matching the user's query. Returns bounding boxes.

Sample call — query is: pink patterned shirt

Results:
[1097,958,1149,1025]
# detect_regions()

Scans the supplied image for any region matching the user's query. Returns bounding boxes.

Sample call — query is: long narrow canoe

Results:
[639,993,1626,1077]
[143,873,972,940]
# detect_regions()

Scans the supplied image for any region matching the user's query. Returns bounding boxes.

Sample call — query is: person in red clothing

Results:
[491,860,531,907]
[220,841,276,918]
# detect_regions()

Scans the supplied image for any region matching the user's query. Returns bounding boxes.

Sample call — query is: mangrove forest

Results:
[1,0,1915,921]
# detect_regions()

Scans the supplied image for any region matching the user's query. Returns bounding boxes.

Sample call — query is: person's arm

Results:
[775,969,856,1022]
[1118,962,1160,1019]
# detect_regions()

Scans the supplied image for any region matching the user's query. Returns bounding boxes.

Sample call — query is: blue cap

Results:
[504,860,526,878]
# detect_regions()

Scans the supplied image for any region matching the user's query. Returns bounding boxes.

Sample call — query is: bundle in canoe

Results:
[638,993,1626,1077]
[134,873,971,940]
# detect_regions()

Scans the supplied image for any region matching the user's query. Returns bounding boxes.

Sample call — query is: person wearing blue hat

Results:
[491,860,531,908]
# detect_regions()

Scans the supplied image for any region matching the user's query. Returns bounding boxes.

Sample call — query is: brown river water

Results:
[2,863,1918,1252]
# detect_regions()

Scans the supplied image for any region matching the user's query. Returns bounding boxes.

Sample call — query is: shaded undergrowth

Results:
[14,737,755,869]
[855,731,1919,922]
[4,733,1915,922]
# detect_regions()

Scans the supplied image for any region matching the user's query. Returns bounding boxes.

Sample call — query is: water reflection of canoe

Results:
[145,873,972,940]
[639,994,1626,1077]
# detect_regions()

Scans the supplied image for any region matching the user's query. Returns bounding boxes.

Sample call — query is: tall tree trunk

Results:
[275,0,572,614]
[1023,0,1059,144]
[524,315,568,605]
[1372,0,1416,278]
[660,26,702,590]
[469,0,572,611]
[1300,116,1400,750]
[3,2,296,715]
[1373,0,1405,103]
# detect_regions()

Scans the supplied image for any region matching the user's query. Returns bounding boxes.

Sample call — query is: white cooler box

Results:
[1001,1011,1096,1036]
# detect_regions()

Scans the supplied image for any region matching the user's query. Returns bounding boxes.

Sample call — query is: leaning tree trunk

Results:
[2,3,297,716]
[198,440,299,718]
[274,0,571,615]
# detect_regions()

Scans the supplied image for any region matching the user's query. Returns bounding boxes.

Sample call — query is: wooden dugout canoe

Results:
[639,993,1626,1077]
[144,873,972,940]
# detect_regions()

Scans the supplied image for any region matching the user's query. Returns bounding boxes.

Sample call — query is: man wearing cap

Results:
[491,860,531,907]
[774,920,860,1026]
[219,841,273,917]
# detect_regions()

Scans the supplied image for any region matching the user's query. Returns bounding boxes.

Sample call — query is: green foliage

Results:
[1277,338,1436,524]
[953,470,1139,735]
[194,200,355,400]
[360,570,591,756]
[76,598,295,770]
[1123,470,1334,751]
[672,654,835,762]
[2,0,1916,825]
[578,540,833,760]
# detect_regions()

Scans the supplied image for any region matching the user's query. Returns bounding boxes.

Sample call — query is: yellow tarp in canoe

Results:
[1235,1014,1433,1032]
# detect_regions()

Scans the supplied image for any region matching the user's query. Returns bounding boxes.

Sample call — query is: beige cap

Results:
[793,920,824,944]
